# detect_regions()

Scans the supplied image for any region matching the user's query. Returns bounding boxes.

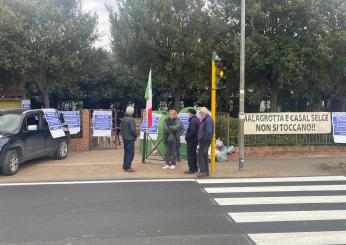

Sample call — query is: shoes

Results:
[184,170,197,174]
[162,165,170,170]
[124,168,135,172]
[177,159,181,163]
[169,165,176,170]
[196,172,208,178]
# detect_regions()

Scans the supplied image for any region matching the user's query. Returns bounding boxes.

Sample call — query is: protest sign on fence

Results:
[178,113,189,143]
[21,100,31,109]
[62,111,80,135]
[140,113,161,140]
[244,112,331,135]
[332,112,346,143]
[43,109,65,138]
[93,111,112,137]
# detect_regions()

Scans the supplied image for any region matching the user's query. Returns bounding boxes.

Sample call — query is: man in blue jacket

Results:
[197,107,214,177]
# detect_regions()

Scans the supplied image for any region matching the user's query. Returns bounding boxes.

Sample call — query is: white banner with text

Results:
[244,112,331,135]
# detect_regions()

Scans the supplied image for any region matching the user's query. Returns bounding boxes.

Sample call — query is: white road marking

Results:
[0,179,195,187]
[197,176,346,184]
[249,231,346,245]
[215,195,346,205]
[229,210,346,222]
[205,184,346,193]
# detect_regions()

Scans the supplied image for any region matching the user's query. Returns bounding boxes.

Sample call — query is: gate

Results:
[89,109,119,149]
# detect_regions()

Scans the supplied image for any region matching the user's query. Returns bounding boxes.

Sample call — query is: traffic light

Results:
[216,60,226,89]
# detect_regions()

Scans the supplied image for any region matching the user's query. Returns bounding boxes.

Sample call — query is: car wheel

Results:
[55,141,68,159]
[1,149,20,176]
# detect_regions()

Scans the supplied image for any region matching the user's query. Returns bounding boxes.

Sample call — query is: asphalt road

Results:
[0,180,253,245]
[1,176,346,245]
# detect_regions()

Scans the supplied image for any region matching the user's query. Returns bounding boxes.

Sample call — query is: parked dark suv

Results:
[0,109,70,175]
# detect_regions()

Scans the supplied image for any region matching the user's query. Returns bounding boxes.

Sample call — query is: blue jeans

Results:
[123,140,135,170]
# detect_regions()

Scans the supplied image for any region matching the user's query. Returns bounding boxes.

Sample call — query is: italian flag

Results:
[145,69,152,128]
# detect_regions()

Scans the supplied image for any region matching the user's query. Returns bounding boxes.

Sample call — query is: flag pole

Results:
[142,69,152,163]
[142,130,147,163]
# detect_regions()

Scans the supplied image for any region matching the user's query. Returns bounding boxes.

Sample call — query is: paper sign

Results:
[62,111,80,135]
[332,112,346,143]
[21,100,31,109]
[140,113,161,140]
[43,109,65,138]
[178,113,189,143]
[93,111,112,137]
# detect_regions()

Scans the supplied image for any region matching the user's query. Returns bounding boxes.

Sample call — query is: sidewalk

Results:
[0,149,345,183]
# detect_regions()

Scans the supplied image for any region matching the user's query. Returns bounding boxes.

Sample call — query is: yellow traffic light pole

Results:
[211,57,217,174]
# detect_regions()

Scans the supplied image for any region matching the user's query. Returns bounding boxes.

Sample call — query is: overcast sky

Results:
[82,0,114,50]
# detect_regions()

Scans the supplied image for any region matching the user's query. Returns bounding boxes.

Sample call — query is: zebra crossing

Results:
[197,176,346,245]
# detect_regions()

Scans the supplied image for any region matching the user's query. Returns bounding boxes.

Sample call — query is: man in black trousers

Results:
[121,106,137,172]
[184,108,200,174]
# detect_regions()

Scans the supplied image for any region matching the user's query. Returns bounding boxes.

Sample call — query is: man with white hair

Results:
[197,107,214,177]
[120,106,137,172]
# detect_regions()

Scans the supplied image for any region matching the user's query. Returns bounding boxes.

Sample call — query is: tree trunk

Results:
[174,93,181,111]
[269,75,283,112]
[270,88,279,112]
[43,90,50,108]
[342,97,346,112]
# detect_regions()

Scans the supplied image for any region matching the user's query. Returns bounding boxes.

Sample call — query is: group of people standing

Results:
[120,106,214,178]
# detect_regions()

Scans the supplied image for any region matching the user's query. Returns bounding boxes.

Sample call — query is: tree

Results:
[320,0,346,111]
[247,0,332,112]
[0,3,28,89]
[5,0,99,107]
[108,0,216,110]
[210,0,343,113]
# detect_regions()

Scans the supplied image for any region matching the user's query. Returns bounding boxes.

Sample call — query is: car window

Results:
[0,114,22,133]
[24,115,40,131]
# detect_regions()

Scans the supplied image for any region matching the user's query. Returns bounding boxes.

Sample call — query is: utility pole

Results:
[239,0,246,170]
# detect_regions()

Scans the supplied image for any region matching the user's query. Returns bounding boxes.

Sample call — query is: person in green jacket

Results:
[162,110,183,170]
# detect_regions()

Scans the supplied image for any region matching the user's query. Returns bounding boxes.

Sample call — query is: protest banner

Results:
[93,111,112,137]
[43,109,65,138]
[332,112,346,143]
[21,100,31,109]
[244,112,331,135]
[140,113,161,140]
[62,111,80,135]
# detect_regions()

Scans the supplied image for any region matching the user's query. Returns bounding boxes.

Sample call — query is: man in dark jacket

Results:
[121,106,137,172]
[163,110,183,170]
[197,107,214,177]
[184,108,200,174]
